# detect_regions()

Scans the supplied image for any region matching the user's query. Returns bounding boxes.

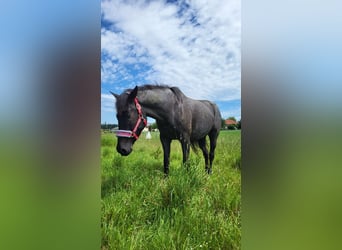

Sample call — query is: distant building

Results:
[225,119,237,126]
[224,119,237,130]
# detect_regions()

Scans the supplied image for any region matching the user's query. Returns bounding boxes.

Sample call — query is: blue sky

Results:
[101,0,241,124]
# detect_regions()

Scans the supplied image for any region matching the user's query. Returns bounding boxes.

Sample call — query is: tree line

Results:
[101,124,118,130]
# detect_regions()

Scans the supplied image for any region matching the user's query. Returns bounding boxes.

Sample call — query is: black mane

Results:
[116,84,182,114]
[124,84,184,102]
[137,84,170,91]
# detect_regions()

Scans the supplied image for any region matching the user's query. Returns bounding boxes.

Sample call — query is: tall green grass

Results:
[101,130,241,249]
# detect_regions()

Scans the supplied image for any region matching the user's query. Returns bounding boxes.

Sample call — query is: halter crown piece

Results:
[116,97,147,140]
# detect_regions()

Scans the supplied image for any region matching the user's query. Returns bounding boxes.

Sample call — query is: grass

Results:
[101,130,241,249]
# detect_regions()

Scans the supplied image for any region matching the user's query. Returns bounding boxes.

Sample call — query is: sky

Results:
[101,0,241,124]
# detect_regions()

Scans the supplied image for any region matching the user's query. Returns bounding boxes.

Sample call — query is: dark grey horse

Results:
[111,85,222,174]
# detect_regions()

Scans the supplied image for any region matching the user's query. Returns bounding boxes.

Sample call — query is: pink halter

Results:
[116,98,147,140]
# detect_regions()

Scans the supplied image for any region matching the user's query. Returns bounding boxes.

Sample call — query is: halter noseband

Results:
[116,97,147,140]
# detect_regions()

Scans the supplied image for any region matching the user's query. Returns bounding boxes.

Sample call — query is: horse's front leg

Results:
[160,137,171,175]
[181,140,190,166]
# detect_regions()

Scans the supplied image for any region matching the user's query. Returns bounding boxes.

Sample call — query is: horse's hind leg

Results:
[208,130,219,174]
[198,137,209,172]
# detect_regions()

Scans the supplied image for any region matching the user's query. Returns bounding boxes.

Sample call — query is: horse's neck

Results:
[138,89,173,121]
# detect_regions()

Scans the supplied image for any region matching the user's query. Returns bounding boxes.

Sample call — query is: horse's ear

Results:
[110,91,119,99]
[128,86,138,101]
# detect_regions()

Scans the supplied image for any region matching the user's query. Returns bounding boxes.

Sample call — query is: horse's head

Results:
[111,86,147,156]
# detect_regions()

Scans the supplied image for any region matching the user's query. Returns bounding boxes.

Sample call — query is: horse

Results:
[111,85,222,175]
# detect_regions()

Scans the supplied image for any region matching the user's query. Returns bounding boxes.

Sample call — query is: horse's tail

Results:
[190,101,221,153]
[190,140,200,153]
[211,102,222,130]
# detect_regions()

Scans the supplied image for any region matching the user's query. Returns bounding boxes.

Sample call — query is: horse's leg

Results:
[198,137,209,172]
[160,136,171,175]
[208,130,219,174]
[181,140,190,166]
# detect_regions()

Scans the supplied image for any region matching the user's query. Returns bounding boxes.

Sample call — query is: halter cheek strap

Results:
[116,97,147,140]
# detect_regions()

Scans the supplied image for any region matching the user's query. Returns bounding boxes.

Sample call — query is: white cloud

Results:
[221,109,241,121]
[101,93,115,112]
[101,0,240,119]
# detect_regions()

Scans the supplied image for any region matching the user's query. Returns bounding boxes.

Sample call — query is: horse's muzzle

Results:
[117,146,132,156]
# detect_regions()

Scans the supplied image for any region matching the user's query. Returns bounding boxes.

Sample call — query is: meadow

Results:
[101,130,241,249]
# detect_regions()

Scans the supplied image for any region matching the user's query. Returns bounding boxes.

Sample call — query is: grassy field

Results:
[101,130,241,249]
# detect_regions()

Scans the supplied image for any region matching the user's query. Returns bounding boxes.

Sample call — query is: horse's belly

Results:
[191,121,212,137]
[158,125,180,139]
[191,129,211,140]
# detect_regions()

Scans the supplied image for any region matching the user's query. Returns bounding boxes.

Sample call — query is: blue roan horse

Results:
[111,85,222,175]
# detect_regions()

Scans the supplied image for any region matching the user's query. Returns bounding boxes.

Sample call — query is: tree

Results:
[150,122,158,130]
[221,119,226,129]
[227,124,237,130]
[237,119,241,130]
